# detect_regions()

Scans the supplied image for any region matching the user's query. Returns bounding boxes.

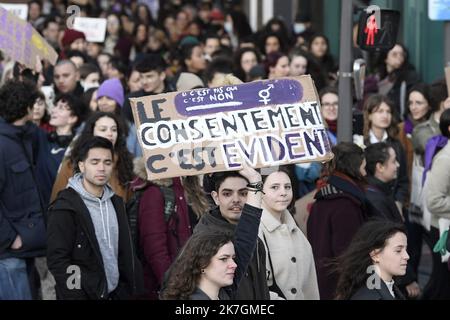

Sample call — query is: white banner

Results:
[73,17,107,43]
[0,3,28,20]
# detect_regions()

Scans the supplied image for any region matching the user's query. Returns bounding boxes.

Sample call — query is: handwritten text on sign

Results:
[130,76,333,180]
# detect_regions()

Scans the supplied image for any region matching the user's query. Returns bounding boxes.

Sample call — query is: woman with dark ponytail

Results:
[334,220,409,300]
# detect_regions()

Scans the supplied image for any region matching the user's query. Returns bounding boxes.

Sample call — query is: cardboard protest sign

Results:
[130,76,334,180]
[0,3,28,20]
[445,67,450,96]
[0,6,58,70]
[73,17,107,43]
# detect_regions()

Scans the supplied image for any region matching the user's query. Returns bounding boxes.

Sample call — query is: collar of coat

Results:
[375,280,406,300]
[261,208,297,233]
[366,176,394,196]
[315,173,367,206]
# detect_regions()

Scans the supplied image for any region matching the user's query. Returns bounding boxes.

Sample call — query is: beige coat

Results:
[258,208,320,300]
[426,143,450,228]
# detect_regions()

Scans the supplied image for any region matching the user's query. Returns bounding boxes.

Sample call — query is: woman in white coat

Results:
[258,167,320,300]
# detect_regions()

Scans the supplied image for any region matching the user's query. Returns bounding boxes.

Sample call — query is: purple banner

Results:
[174,78,303,117]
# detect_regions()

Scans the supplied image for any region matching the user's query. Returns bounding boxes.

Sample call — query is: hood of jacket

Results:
[68,172,115,203]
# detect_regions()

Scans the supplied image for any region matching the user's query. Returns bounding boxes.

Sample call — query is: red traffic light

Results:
[357,9,400,52]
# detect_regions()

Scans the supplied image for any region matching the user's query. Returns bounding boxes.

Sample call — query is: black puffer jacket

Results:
[364,137,409,205]
[194,207,270,300]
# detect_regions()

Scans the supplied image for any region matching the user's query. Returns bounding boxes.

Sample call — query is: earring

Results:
[201,269,205,274]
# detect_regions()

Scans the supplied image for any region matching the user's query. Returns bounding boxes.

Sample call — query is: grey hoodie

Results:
[68,173,119,294]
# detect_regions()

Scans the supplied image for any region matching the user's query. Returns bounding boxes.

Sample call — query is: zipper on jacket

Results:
[256,240,260,271]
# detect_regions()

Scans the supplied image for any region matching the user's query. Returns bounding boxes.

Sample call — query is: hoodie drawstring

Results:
[98,198,111,248]
[106,201,111,249]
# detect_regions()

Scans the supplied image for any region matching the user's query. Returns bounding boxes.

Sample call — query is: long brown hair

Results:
[160,231,234,300]
[333,220,407,300]
[182,175,210,219]
[363,94,399,140]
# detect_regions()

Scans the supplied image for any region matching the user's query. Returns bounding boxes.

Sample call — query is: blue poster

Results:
[429,0,450,21]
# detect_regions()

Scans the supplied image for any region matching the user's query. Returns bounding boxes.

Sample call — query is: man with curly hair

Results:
[0,80,45,300]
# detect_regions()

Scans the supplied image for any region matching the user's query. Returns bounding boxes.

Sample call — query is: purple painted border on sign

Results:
[174,79,303,116]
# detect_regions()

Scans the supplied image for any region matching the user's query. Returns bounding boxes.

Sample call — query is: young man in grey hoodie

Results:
[47,136,143,299]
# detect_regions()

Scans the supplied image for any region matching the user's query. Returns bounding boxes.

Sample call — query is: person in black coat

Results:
[47,137,144,300]
[195,170,270,300]
[0,80,45,300]
[160,165,264,300]
[307,142,370,300]
[363,94,409,209]
[364,142,403,223]
[334,220,408,300]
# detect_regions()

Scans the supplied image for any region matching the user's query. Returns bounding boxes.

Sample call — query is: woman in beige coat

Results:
[423,109,450,299]
[258,167,320,300]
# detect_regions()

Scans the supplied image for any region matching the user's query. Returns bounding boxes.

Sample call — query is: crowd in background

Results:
[1,0,450,301]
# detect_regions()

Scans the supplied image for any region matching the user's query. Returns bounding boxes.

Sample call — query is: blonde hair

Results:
[209,73,243,87]
[182,175,210,219]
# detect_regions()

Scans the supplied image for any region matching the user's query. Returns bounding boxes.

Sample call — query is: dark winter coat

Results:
[0,119,46,259]
[35,129,74,207]
[194,206,270,300]
[364,137,409,205]
[365,176,404,223]
[47,188,144,300]
[307,173,368,300]
[351,280,406,300]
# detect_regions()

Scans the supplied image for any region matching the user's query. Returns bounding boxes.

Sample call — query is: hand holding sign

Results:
[239,162,263,209]
[0,6,57,71]
[238,162,262,184]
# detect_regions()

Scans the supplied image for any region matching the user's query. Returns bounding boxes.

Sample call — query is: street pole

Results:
[337,0,354,143]
[445,21,450,65]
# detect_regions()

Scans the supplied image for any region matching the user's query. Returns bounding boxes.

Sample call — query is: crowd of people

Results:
[1,0,450,301]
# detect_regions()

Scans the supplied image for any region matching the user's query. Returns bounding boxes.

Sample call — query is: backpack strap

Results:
[159,185,177,222]
[262,232,287,299]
